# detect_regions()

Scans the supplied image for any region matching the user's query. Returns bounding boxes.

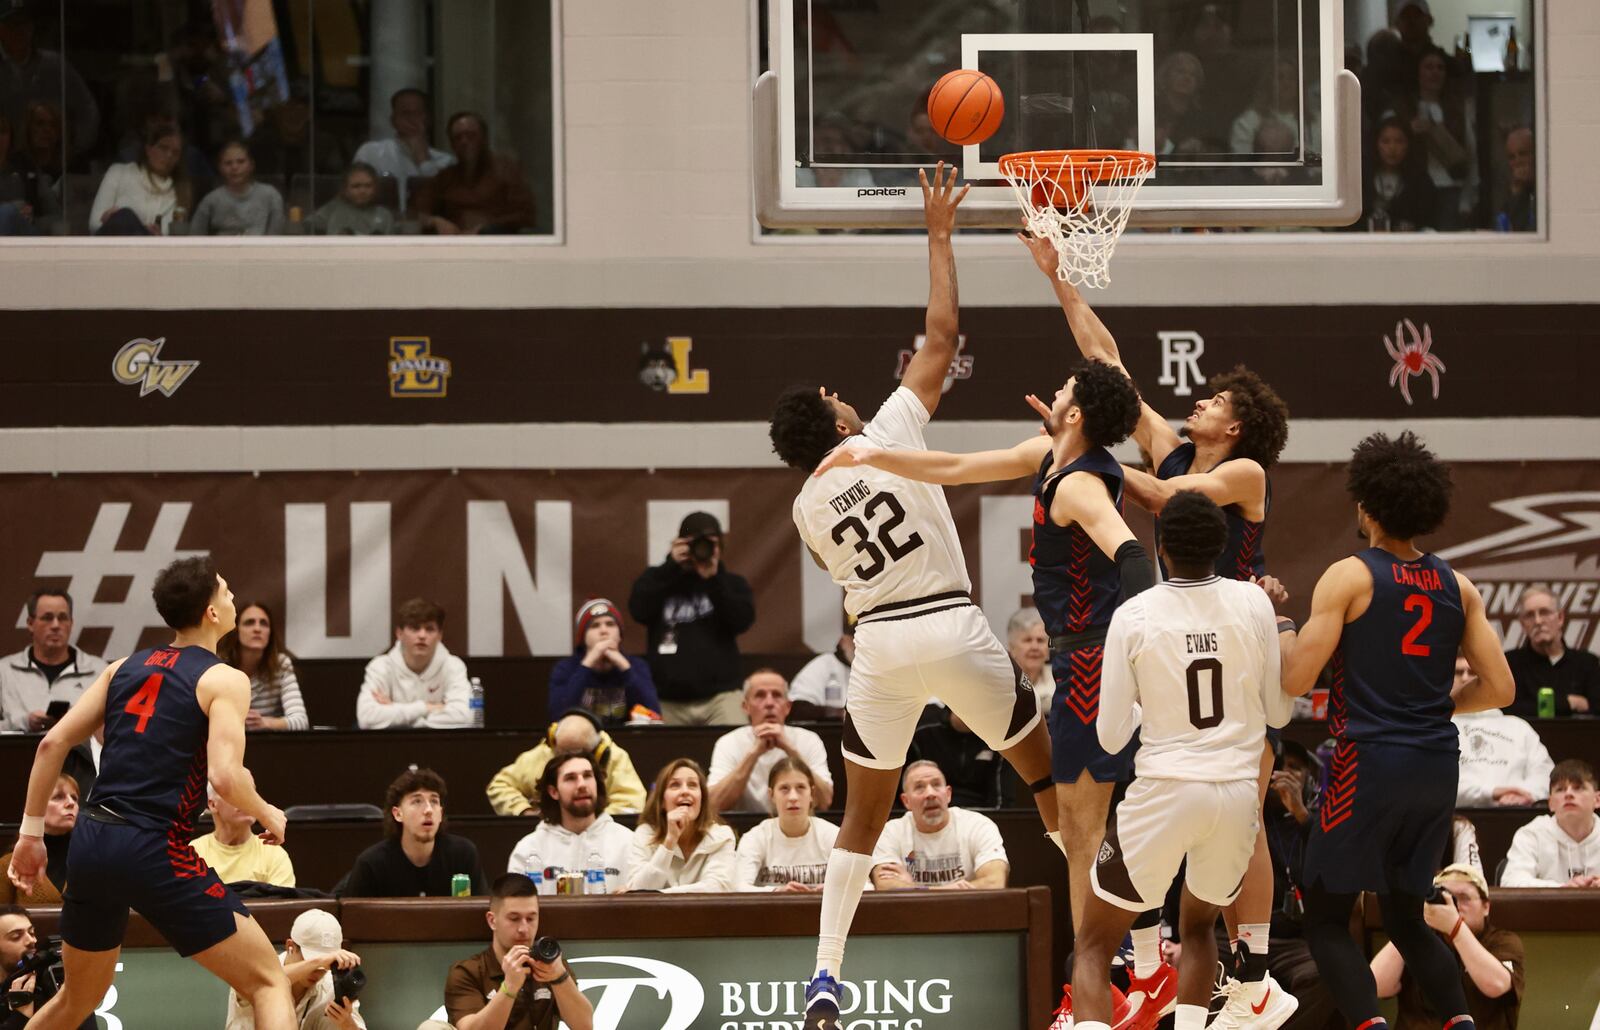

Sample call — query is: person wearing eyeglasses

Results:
[0,591,106,733]
[1502,587,1600,718]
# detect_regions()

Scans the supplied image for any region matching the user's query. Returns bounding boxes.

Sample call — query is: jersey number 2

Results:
[1186,658,1224,730]
[124,673,163,733]
[1401,594,1433,656]
[830,492,925,580]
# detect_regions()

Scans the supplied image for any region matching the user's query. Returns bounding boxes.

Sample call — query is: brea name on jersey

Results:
[1184,631,1220,655]
[828,479,872,515]
[1390,563,1444,591]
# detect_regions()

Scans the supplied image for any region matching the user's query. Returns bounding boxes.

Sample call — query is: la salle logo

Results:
[112,337,199,397]
[389,337,452,397]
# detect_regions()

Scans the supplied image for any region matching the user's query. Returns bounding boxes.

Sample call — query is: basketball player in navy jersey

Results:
[8,557,296,1029]
[1282,432,1514,1030]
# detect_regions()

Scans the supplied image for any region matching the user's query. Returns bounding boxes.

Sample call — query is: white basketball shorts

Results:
[1091,776,1260,911]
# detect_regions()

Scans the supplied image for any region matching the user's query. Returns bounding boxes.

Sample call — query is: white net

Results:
[999,151,1155,289]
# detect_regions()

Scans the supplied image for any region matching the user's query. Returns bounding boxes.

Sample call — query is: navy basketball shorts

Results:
[1301,739,1458,897]
[1049,644,1137,785]
[62,814,250,957]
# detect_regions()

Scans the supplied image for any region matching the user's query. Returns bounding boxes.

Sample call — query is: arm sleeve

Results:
[424,657,472,728]
[703,571,757,635]
[969,813,1009,870]
[1097,607,1142,755]
[788,656,831,707]
[355,658,422,729]
[508,832,538,877]
[628,562,685,624]
[89,165,123,229]
[546,657,588,719]
[870,821,903,870]
[625,831,672,891]
[603,747,648,814]
[1452,818,1483,877]
[734,826,769,890]
[276,656,310,731]
[707,732,742,785]
[264,188,286,234]
[467,839,488,895]
[0,680,27,732]
[443,961,485,1026]
[1520,725,1555,800]
[267,844,296,887]
[798,730,834,789]
[486,749,544,816]
[1498,824,1563,887]
[625,659,662,718]
[189,191,215,235]
[664,832,738,893]
[339,852,377,898]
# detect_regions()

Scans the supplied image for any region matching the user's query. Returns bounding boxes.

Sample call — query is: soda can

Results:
[451,873,471,897]
[1537,687,1556,719]
[556,872,584,895]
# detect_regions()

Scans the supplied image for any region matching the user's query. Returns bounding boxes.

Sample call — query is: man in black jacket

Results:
[628,512,756,725]
[1503,587,1600,718]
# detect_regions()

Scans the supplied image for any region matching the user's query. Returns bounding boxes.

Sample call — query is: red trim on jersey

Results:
[1328,649,1348,738]
[1320,740,1359,832]
[167,749,211,880]
[1063,645,1104,725]
[1235,520,1263,580]
[1065,526,1093,633]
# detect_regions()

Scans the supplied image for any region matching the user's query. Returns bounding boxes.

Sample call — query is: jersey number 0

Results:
[830,492,925,580]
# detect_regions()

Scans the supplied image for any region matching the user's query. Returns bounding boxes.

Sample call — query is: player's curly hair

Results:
[1160,490,1229,571]
[1208,366,1290,469]
[769,386,840,471]
[1070,360,1142,448]
[1346,431,1453,540]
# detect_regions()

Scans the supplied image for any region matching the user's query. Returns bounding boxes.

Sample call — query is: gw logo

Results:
[112,338,199,398]
[857,187,907,197]
[389,337,453,397]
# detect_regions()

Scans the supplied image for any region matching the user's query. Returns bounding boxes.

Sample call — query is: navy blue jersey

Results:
[88,645,221,835]
[1030,448,1125,636]
[1327,549,1464,750]
[1153,442,1268,581]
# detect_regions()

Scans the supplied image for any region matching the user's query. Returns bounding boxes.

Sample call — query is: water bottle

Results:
[469,676,485,728]
[528,868,544,892]
[586,851,606,894]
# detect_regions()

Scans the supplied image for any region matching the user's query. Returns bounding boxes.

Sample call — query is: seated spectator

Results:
[1371,863,1523,1028]
[1154,51,1223,155]
[908,705,1009,809]
[1362,116,1437,231]
[308,163,394,237]
[628,511,756,726]
[190,140,285,235]
[708,670,834,814]
[0,4,98,157]
[413,111,534,234]
[190,785,296,888]
[90,118,191,235]
[1503,586,1599,717]
[547,598,660,727]
[218,601,308,731]
[224,909,365,1029]
[352,87,454,211]
[624,758,737,893]
[735,757,840,892]
[1386,46,1474,231]
[444,874,594,1030]
[339,767,487,897]
[1230,59,1300,156]
[1006,607,1052,713]
[0,774,77,904]
[788,621,851,721]
[870,760,1008,890]
[356,598,470,729]
[1453,655,1552,808]
[1500,760,1600,888]
[1494,126,1535,232]
[1,589,105,732]
[487,709,646,816]
[506,750,634,892]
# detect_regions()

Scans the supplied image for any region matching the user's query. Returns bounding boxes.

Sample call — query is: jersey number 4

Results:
[830,492,925,580]
[1186,658,1225,730]
[124,673,164,733]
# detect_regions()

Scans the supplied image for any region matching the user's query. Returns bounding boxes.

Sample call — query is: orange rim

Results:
[998,149,1156,181]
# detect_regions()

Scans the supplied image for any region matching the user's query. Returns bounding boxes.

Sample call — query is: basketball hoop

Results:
[999,150,1156,289]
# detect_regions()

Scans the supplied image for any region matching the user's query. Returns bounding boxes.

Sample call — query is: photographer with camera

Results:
[445,874,592,1030]
[627,512,755,726]
[0,906,91,1030]
[226,909,366,1030]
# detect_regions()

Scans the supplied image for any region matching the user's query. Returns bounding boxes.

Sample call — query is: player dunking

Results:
[1282,432,1515,1030]
[1072,491,1294,1030]
[769,165,1061,1030]
[1022,234,1296,1028]
[7,557,296,1029]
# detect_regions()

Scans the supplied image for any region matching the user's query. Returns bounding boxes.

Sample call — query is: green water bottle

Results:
[451,873,471,897]
[1537,687,1556,719]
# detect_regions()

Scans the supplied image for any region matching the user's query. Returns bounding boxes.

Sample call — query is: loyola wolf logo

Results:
[111,338,199,397]
[389,337,453,397]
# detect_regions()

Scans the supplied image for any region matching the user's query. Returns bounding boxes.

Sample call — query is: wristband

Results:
[538,971,571,987]
[18,815,45,838]
[1275,617,1297,634]
[499,980,518,998]
[1448,915,1465,941]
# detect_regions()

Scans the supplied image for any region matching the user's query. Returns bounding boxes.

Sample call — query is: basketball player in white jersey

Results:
[767,165,1058,1030]
[1071,491,1298,1030]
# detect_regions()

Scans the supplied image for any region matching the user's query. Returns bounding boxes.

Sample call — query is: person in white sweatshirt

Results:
[356,598,471,729]
[506,750,634,892]
[1452,657,1554,807]
[1500,759,1600,888]
[624,758,737,893]
[736,756,841,891]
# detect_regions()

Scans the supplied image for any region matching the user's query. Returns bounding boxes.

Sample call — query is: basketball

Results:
[927,69,1004,146]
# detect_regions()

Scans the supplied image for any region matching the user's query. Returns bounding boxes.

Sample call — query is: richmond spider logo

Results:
[1382,318,1446,405]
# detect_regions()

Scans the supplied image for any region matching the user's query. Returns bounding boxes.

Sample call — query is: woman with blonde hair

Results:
[625,758,736,892]
[0,774,78,902]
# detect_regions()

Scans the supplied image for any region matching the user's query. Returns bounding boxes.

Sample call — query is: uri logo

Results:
[389,337,453,397]
[112,338,199,397]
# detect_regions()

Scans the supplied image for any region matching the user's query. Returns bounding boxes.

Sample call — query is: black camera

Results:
[1427,884,1450,905]
[532,936,562,964]
[4,936,64,1011]
[331,965,366,1005]
[688,534,717,563]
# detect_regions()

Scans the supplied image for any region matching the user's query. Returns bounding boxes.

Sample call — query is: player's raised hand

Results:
[919,162,971,236]
[1252,575,1290,606]
[814,438,881,477]
[6,836,45,894]
[258,803,288,846]
[1016,230,1061,278]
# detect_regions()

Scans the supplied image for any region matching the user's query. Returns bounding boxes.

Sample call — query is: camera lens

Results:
[689,536,716,562]
[532,936,562,963]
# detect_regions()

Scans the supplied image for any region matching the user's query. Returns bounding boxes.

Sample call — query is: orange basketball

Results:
[927,69,1004,146]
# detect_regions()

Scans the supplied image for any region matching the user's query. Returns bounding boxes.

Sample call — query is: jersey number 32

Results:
[830,492,925,580]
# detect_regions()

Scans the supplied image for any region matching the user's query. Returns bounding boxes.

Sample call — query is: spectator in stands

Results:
[487,709,647,816]
[1183,3,1251,124]
[0,112,44,235]
[190,784,296,888]
[1453,655,1553,808]
[708,670,834,814]
[249,82,349,179]
[224,908,365,1030]
[356,597,471,729]
[0,2,98,157]
[1230,59,1300,156]
[547,598,660,727]
[1390,0,1441,84]
[0,589,105,732]
[628,512,756,725]
[1495,127,1535,232]
[735,756,839,891]
[190,140,286,235]
[218,601,309,731]
[1362,116,1437,231]
[1372,863,1523,1028]
[506,750,634,892]
[1503,586,1599,717]
[0,774,76,904]
[0,904,92,1030]
[1500,760,1600,888]
[788,621,851,721]
[351,88,454,210]
[908,704,1009,809]
[444,873,594,1030]
[623,758,737,893]
[870,760,1008,890]
[1362,28,1408,124]
[90,118,191,235]
[1154,51,1221,155]
[1006,607,1053,713]
[339,767,487,897]
[413,111,534,234]
[309,163,394,236]
[1388,46,1474,231]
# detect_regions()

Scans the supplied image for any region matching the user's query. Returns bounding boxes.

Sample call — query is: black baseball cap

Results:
[678,512,722,538]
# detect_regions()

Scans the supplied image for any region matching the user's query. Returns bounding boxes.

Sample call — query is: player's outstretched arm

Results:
[1283,557,1367,696]
[902,163,971,419]
[202,665,287,844]
[1453,574,1517,714]
[815,433,1049,485]
[1121,458,1266,515]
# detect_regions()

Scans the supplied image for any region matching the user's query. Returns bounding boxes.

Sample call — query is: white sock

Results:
[815,849,873,979]
[1238,922,1271,956]
[1131,925,1162,980]
[1047,829,1067,859]
[1174,1003,1208,1030]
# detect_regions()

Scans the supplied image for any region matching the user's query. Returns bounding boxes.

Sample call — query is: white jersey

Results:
[1098,576,1291,782]
[793,388,971,619]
